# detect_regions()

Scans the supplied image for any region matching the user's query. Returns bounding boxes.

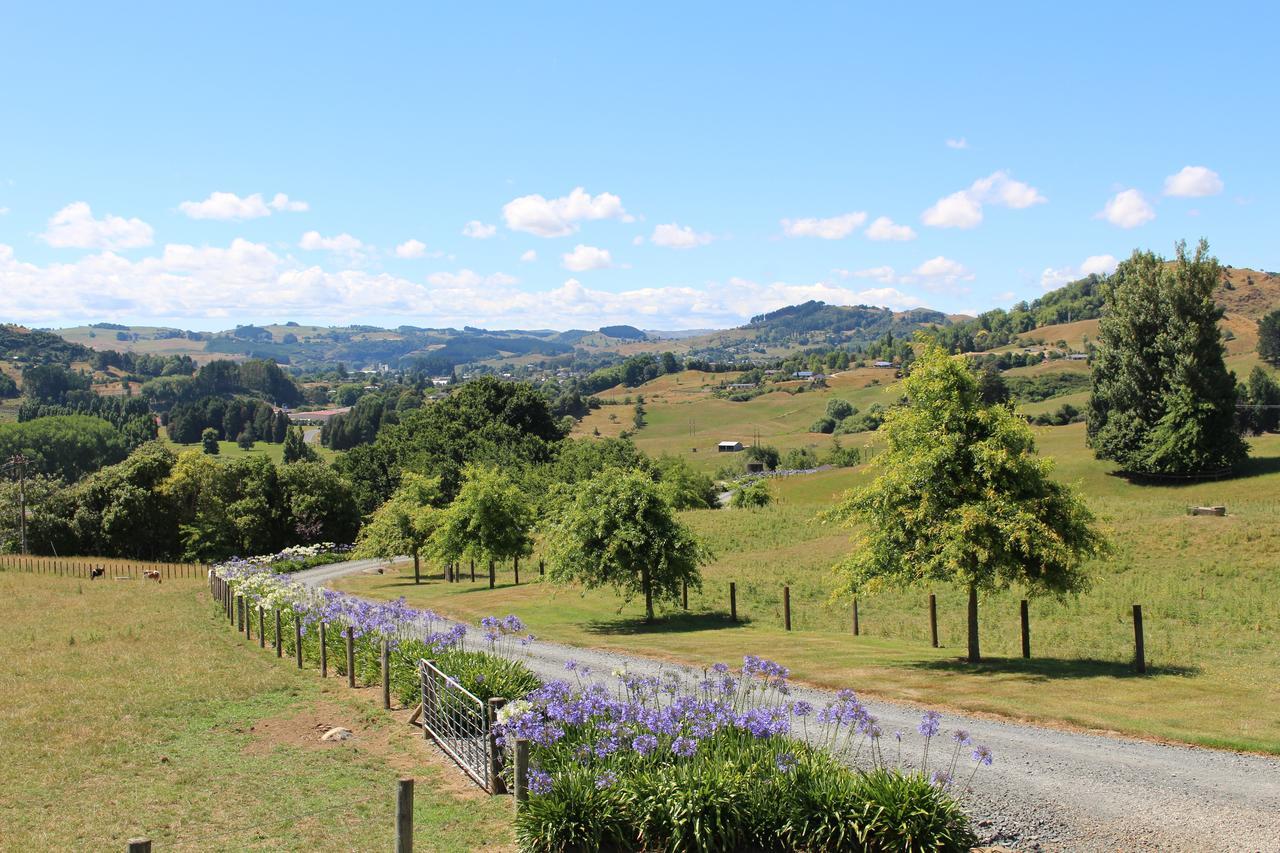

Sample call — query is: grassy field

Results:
[158,435,337,464]
[0,572,514,851]
[340,425,1280,755]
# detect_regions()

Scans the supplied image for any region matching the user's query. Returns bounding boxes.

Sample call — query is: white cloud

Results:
[41,202,154,250]
[520,249,537,263]
[502,187,632,237]
[921,171,1046,229]
[395,239,428,259]
[913,256,974,290]
[1097,189,1155,228]
[299,231,365,253]
[178,191,307,220]
[946,137,969,150]
[1163,166,1223,198]
[864,216,917,241]
[780,211,867,239]
[1040,253,1119,289]
[650,222,713,249]
[0,207,8,215]
[0,240,947,329]
[561,244,613,272]
[462,220,497,239]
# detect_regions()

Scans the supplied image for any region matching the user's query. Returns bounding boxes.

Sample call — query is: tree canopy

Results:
[545,467,708,621]
[354,472,443,581]
[430,464,534,572]
[826,344,1108,661]
[1087,240,1246,475]
[1258,308,1280,367]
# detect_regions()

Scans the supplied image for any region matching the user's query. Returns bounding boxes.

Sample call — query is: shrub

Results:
[824,439,861,468]
[731,479,773,508]
[781,447,819,470]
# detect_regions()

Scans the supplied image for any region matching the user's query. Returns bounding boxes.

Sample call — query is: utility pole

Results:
[3,454,30,555]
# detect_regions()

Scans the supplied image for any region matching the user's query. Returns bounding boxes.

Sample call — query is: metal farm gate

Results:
[419,659,494,791]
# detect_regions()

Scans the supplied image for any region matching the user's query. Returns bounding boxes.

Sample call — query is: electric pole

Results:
[3,454,30,555]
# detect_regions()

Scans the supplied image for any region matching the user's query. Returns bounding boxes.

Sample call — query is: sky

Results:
[1,2,1277,332]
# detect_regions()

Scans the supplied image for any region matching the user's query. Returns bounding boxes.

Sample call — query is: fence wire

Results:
[420,659,491,791]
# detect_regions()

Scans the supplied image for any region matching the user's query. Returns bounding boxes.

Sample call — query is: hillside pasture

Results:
[341,426,1280,754]
[0,572,513,851]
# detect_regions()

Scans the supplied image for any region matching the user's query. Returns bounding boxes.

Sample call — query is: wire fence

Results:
[0,554,208,579]
[419,658,493,791]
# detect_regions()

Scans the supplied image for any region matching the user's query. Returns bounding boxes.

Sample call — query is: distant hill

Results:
[598,325,647,341]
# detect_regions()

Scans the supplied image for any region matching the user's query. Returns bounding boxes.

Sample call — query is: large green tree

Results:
[826,345,1108,662]
[1087,240,1246,475]
[1258,308,1280,367]
[354,472,442,583]
[545,467,708,622]
[430,464,534,585]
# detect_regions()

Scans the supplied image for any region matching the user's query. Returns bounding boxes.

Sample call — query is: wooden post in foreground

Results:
[513,737,530,805]
[929,593,939,648]
[346,627,356,688]
[320,622,328,676]
[852,596,860,636]
[395,777,414,853]
[295,618,303,669]
[1020,600,1031,659]
[729,582,737,622]
[275,609,282,658]
[126,838,151,853]
[783,586,791,631]
[488,697,508,794]
[381,639,391,709]
[1133,604,1146,674]
[258,607,265,649]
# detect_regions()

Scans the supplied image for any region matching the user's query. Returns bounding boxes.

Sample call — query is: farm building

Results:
[718,440,743,452]
[793,370,814,379]
[873,360,895,368]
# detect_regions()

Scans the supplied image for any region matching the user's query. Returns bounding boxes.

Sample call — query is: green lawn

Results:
[159,435,336,463]
[340,425,1280,755]
[0,573,514,851]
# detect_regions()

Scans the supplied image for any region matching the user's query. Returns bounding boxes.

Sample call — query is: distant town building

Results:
[726,382,757,390]
[873,360,895,368]
[1067,353,1089,360]
[793,370,814,379]
[718,440,743,452]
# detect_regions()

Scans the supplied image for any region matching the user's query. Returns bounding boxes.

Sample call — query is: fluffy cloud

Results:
[1163,166,1223,198]
[178,191,307,220]
[780,212,867,239]
[502,187,632,237]
[519,249,537,262]
[395,239,428,259]
[426,269,519,289]
[864,216,916,241]
[1097,189,1155,228]
[462,220,497,239]
[945,137,968,150]
[1040,253,1119,289]
[561,244,613,272]
[41,202,154,250]
[299,231,365,252]
[649,222,713,249]
[921,171,1046,229]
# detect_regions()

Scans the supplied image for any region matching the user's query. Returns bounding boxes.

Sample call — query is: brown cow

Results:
[143,570,162,583]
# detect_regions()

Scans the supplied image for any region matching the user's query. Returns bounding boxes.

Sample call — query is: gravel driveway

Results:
[294,559,1280,852]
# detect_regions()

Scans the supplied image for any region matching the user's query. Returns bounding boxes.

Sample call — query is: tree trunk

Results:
[966,583,981,663]
[413,551,420,585]
[642,566,654,622]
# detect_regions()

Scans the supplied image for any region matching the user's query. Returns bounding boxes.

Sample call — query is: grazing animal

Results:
[90,566,105,580]
[143,570,162,583]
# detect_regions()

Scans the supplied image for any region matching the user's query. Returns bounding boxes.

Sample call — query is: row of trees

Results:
[166,396,291,445]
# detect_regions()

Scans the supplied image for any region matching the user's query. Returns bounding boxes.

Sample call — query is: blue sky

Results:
[1,2,1276,331]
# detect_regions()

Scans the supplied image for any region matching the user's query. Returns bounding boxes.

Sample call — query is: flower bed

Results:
[500,657,988,852]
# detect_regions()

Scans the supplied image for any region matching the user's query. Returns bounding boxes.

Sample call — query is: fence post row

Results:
[381,639,391,710]
[513,737,530,805]
[320,621,328,677]
[346,627,356,688]
[396,778,414,853]
[295,618,303,669]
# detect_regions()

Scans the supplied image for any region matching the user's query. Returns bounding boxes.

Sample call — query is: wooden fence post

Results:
[320,622,328,677]
[1133,604,1146,674]
[783,586,791,631]
[852,596,860,636]
[729,582,737,622]
[258,607,265,649]
[929,594,938,648]
[514,556,520,585]
[295,618,303,669]
[1020,600,1031,659]
[488,561,495,590]
[396,777,414,853]
[487,698,508,794]
[346,627,356,688]
[381,639,391,709]
[681,579,688,610]
[275,609,283,658]
[513,737,530,805]
[126,838,151,853]
[245,597,252,641]
[469,558,475,582]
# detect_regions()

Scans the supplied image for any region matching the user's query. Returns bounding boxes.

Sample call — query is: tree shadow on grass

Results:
[583,612,749,636]
[906,655,1200,680]
[1108,452,1280,487]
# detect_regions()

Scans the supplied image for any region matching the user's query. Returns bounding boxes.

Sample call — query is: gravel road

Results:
[294,559,1280,852]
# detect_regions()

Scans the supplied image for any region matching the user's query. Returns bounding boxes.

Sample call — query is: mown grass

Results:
[0,573,513,851]
[340,425,1280,754]
[158,435,336,464]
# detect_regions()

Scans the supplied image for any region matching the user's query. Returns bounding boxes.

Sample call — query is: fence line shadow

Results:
[906,655,1200,680]
[583,612,748,636]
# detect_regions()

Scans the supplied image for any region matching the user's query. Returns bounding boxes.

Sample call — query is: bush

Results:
[731,479,773,509]
[781,447,819,470]
[826,398,855,421]
[809,416,836,434]
[824,439,861,468]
